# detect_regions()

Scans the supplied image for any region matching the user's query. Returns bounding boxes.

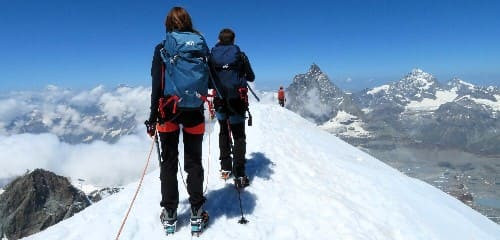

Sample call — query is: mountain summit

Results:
[0,169,90,239]
[286,64,362,123]
[25,97,500,240]
[307,63,322,76]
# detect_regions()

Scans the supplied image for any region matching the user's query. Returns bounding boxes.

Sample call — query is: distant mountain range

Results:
[1,67,498,156]
[286,64,500,156]
[0,85,148,144]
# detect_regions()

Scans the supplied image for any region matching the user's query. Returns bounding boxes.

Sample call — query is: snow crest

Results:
[25,100,500,240]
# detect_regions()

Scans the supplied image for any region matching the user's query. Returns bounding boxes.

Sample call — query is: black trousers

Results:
[218,120,247,177]
[279,99,285,107]
[159,110,205,210]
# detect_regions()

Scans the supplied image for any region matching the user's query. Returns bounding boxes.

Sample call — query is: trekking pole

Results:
[236,187,248,224]
[155,130,161,166]
[226,121,248,224]
[246,83,260,102]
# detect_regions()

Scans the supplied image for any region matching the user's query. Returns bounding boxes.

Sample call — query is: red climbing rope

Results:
[115,134,156,240]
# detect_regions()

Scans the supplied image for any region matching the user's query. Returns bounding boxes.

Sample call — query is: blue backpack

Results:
[160,31,210,109]
[210,44,245,99]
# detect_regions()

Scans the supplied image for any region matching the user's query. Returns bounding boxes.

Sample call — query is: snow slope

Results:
[405,90,459,111]
[25,100,500,240]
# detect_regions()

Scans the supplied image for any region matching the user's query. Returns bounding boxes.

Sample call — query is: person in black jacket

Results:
[209,28,255,188]
[146,6,208,234]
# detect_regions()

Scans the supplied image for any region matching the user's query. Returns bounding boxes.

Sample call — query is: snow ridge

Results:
[25,99,500,240]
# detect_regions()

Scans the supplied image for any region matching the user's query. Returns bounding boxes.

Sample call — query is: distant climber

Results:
[208,28,255,188]
[145,6,209,236]
[278,86,286,107]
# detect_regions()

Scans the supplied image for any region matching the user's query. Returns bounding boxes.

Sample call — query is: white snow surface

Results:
[367,84,390,95]
[320,111,370,137]
[458,80,475,89]
[471,95,500,112]
[25,101,500,240]
[409,68,435,90]
[406,90,458,111]
[70,179,101,196]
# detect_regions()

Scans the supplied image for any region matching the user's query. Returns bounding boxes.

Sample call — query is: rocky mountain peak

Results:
[0,169,90,239]
[286,64,362,124]
[410,68,425,74]
[308,63,322,75]
[386,68,440,101]
[447,78,475,90]
[403,68,437,87]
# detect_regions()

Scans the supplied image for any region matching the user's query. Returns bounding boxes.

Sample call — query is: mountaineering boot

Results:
[220,169,232,180]
[234,175,250,189]
[231,135,248,189]
[219,122,233,182]
[190,205,209,236]
[160,208,177,235]
[220,157,232,181]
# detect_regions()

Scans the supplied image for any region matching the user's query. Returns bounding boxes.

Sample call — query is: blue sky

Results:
[1,0,499,91]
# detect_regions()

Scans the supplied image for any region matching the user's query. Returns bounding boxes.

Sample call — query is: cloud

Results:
[302,88,331,120]
[0,131,156,186]
[99,86,150,122]
[346,77,353,83]
[0,98,34,127]
[70,85,106,107]
[0,85,155,186]
[0,85,151,143]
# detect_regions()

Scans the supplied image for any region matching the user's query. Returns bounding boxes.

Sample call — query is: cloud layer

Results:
[0,132,155,186]
[0,85,154,186]
[0,85,150,143]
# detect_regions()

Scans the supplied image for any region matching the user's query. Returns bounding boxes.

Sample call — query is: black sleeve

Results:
[149,44,164,122]
[240,52,255,82]
[207,57,215,90]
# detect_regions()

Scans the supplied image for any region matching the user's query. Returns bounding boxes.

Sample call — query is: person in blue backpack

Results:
[209,28,255,188]
[145,6,209,236]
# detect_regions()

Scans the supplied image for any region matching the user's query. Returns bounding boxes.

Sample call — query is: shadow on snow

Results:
[177,152,275,228]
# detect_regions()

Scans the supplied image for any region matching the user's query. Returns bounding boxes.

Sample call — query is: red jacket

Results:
[278,89,285,100]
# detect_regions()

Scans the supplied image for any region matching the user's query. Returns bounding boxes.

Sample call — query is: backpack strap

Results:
[161,61,165,93]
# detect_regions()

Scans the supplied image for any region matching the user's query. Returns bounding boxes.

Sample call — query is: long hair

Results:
[165,7,199,34]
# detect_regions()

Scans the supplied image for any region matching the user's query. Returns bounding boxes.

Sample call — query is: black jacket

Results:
[237,51,255,83]
[149,44,164,122]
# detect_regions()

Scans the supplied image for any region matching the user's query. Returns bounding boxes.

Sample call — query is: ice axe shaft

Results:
[154,131,161,166]
[246,84,260,102]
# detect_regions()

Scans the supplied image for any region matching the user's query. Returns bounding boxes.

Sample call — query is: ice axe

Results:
[246,83,260,102]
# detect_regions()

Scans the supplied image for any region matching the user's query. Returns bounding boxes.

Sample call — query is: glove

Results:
[144,120,156,137]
